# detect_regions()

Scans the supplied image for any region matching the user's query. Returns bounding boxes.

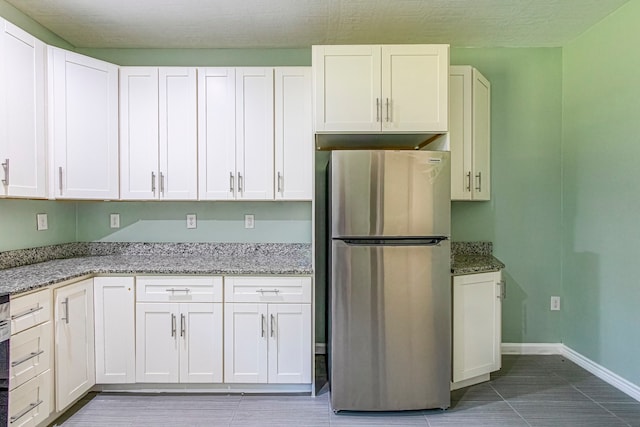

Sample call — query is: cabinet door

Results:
[0,19,46,198]
[267,304,312,384]
[54,279,95,412]
[159,67,197,200]
[48,48,118,199]
[197,68,236,200]
[135,303,179,383]
[312,45,381,132]
[381,45,449,132]
[449,66,473,200]
[452,272,502,383]
[472,68,491,201]
[179,303,223,383]
[119,67,159,200]
[236,68,274,200]
[94,277,135,384]
[224,303,268,383]
[274,67,312,200]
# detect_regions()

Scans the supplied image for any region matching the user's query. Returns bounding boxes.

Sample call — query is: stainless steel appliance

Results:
[329,150,451,411]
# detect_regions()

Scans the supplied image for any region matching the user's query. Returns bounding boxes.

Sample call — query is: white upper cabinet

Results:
[274,68,313,200]
[313,44,449,133]
[450,66,491,201]
[120,67,198,200]
[0,18,47,199]
[47,47,119,199]
[198,67,275,200]
[197,67,236,200]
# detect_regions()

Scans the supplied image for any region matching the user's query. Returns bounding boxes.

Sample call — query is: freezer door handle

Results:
[335,236,448,246]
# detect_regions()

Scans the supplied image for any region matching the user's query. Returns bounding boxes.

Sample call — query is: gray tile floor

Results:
[52,355,640,426]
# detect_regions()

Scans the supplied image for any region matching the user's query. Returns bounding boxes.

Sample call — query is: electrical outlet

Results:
[551,296,561,311]
[186,214,197,229]
[244,214,255,229]
[110,213,120,229]
[36,213,48,231]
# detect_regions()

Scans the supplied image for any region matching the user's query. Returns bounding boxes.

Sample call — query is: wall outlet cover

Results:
[110,213,120,229]
[244,214,255,229]
[551,296,561,311]
[186,214,197,229]
[36,213,48,231]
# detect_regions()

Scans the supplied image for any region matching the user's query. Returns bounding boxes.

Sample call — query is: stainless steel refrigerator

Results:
[329,149,451,412]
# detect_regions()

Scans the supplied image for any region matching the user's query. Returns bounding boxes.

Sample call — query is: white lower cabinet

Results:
[94,277,135,384]
[224,277,312,384]
[54,279,95,412]
[135,276,224,383]
[9,288,53,426]
[452,271,503,389]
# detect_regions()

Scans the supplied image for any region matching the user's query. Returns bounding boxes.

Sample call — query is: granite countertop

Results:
[451,241,505,276]
[0,243,313,296]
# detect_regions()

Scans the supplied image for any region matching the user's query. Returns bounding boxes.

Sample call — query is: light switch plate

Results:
[186,214,197,229]
[36,213,48,231]
[244,214,255,229]
[110,213,120,229]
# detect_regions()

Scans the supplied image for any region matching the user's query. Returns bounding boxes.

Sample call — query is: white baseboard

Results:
[501,342,563,355]
[315,343,326,355]
[502,342,640,402]
[562,345,640,402]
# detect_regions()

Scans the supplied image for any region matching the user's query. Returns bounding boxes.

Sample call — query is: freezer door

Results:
[331,150,450,238]
[330,239,451,411]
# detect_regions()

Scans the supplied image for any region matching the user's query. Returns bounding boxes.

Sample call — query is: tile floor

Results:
[53,355,640,426]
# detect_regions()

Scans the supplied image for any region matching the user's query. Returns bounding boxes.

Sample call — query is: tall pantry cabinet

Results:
[0,18,47,198]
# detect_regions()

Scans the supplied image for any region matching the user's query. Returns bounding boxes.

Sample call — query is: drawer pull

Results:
[10,400,43,424]
[11,350,45,368]
[256,289,280,295]
[166,288,191,294]
[11,305,44,321]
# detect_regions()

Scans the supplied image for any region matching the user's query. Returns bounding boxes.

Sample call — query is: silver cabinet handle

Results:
[60,297,69,324]
[385,98,390,122]
[256,289,280,295]
[11,350,45,368]
[229,172,234,193]
[165,288,190,294]
[261,314,265,337]
[277,172,283,193]
[151,171,156,194]
[1,158,9,186]
[10,400,43,424]
[180,313,185,337]
[238,173,243,192]
[475,171,482,192]
[160,172,165,195]
[11,305,44,320]
[270,314,275,337]
[58,166,63,195]
[376,98,380,122]
[466,172,472,191]
[171,314,176,337]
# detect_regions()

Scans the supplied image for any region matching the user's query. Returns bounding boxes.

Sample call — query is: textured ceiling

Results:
[6,0,630,49]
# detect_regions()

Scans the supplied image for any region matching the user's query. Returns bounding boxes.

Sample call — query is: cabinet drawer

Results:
[10,289,51,335]
[224,276,312,303]
[9,370,52,427]
[10,321,52,390]
[136,276,223,302]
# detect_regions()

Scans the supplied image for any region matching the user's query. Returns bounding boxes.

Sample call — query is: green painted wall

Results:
[562,0,640,386]
[450,48,563,344]
[0,0,73,49]
[76,201,311,244]
[0,200,77,251]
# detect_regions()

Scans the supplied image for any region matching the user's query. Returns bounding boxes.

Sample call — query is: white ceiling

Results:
[6,0,630,49]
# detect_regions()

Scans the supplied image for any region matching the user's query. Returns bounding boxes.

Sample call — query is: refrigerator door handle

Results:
[335,236,448,247]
